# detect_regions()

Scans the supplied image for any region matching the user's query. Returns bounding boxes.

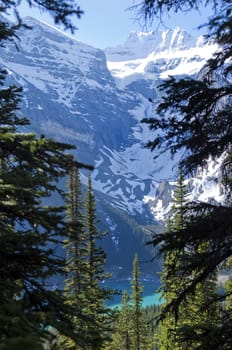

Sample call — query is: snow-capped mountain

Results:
[105,28,216,83]
[0,17,222,277]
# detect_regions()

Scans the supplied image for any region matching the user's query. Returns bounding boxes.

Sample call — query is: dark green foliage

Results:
[131,254,143,350]
[0,74,94,346]
[154,173,220,350]
[131,254,152,350]
[0,2,88,347]
[152,203,232,310]
[108,256,152,350]
[82,175,114,348]
[132,0,223,26]
[0,336,43,350]
[109,291,133,350]
[64,166,86,298]
[154,172,188,349]
[171,170,188,230]
[136,2,232,348]
[61,173,114,349]
[0,75,79,345]
[57,166,90,349]
[141,0,232,176]
[0,86,88,346]
[1,0,83,35]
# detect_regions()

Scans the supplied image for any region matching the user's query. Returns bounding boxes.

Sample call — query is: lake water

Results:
[104,279,163,308]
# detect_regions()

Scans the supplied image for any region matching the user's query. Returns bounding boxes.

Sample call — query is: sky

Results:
[14,0,212,49]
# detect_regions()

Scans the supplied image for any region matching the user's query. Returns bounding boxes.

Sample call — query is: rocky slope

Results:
[0,17,222,278]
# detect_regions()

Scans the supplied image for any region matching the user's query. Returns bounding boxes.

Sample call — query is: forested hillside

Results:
[0,0,231,349]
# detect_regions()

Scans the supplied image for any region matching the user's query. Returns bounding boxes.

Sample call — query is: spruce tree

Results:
[60,172,115,349]
[57,166,90,349]
[65,166,86,297]
[135,1,232,347]
[110,291,133,350]
[131,254,152,350]
[64,166,91,305]
[0,3,88,348]
[154,172,188,350]
[155,172,220,350]
[216,258,232,349]
[0,74,91,348]
[81,175,113,349]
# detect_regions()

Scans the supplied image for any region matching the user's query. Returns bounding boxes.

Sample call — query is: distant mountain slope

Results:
[0,17,222,278]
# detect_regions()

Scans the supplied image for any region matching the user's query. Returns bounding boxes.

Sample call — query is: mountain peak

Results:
[105,27,198,62]
[0,17,222,276]
[22,16,88,47]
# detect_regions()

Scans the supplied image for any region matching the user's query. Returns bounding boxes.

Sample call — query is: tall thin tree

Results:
[64,166,86,299]
[58,166,91,349]
[82,175,113,349]
[109,291,133,350]
[131,254,152,350]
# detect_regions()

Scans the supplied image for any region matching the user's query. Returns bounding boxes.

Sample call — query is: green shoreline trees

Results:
[108,254,152,350]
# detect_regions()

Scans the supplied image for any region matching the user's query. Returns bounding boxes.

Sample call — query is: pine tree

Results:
[0,76,91,348]
[131,254,152,350]
[155,172,220,349]
[59,172,115,349]
[135,1,232,347]
[57,166,90,349]
[65,166,86,297]
[81,175,113,349]
[216,257,232,349]
[110,256,152,350]
[0,3,88,348]
[154,172,188,350]
[110,291,133,350]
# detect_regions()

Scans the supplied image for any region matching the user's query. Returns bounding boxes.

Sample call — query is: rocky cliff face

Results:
[0,17,222,277]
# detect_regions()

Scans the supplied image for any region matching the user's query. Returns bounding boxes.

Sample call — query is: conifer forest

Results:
[0,0,231,349]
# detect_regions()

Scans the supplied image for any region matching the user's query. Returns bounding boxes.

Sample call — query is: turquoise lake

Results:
[104,279,163,308]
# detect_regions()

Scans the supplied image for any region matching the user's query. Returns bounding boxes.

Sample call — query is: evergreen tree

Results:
[81,175,113,349]
[216,257,232,349]
[57,166,90,349]
[0,2,88,348]
[131,254,152,350]
[59,172,115,349]
[0,74,91,348]
[133,1,232,347]
[65,166,86,297]
[155,172,220,350]
[109,256,151,350]
[154,172,188,350]
[110,291,133,350]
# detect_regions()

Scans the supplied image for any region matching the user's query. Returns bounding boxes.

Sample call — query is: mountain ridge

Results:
[0,16,223,277]
[105,27,201,61]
